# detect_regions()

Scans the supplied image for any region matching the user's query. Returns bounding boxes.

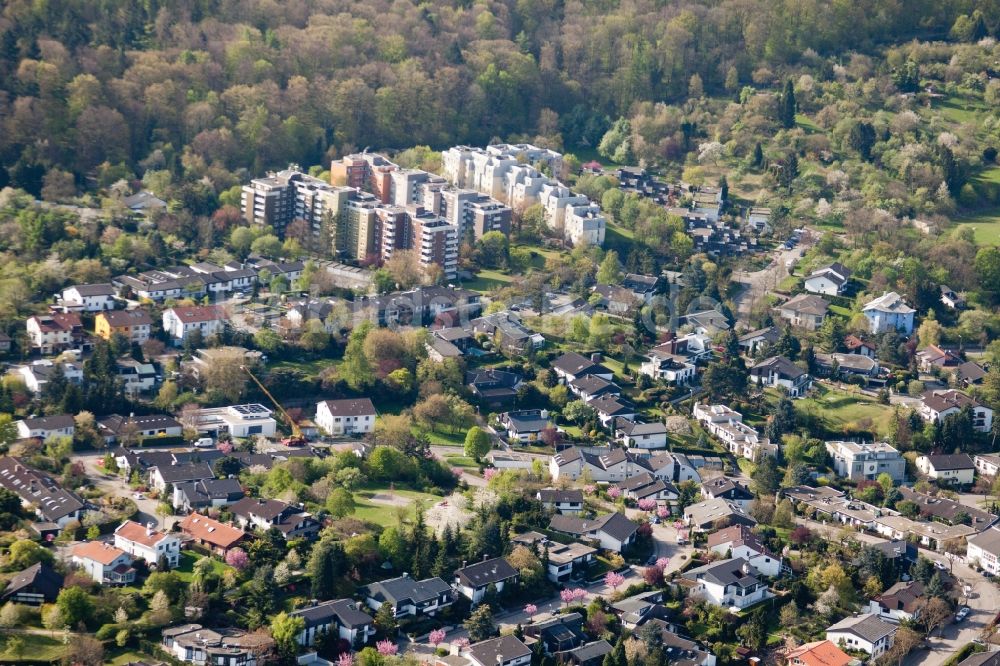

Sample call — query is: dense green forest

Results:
[0,0,997,195]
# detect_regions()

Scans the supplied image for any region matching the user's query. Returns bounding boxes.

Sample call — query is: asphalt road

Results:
[732,245,804,325]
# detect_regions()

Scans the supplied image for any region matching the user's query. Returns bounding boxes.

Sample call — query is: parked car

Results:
[955,606,971,622]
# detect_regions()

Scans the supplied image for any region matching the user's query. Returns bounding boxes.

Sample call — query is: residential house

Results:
[360,574,454,617]
[499,409,551,443]
[975,454,1000,478]
[825,614,896,657]
[149,462,215,493]
[749,356,811,397]
[315,398,376,436]
[15,414,75,442]
[551,352,613,384]
[115,357,158,395]
[537,489,584,514]
[95,309,153,344]
[59,283,116,312]
[738,326,782,355]
[426,336,463,362]
[615,418,669,450]
[608,592,669,629]
[681,309,731,336]
[814,353,880,379]
[0,456,85,527]
[777,294,829,331]
[940,285,966,309]
[466,635,532,666]
[184,346,265,383]
[683,558,770,609]
[920,390,993,433]
[587,394,636,429]
[916,344,962,372]
[957,654,1000,666]
[747,207,772,234]
[863,292,915,335]
[700,477,754,510]
[173,478,245,513]
[162,624,268,666]
[640,341,697,385]
[14,360,83,394]
[549,512,639,552]
[957,361,987,387]
[967,527,1000,575]
[26,313,83,354]
[785,641,853,666]
[684,498,757,532]
[693,403,777,461]
[568,375,621,402]
[162,305,228,345]
[872,514,975,551]
[804,263,851,297]
[178,512,247,556]
[97,414,183,445]
[915,454,976,485]
[513,533,596,583]
[867,581,925,623]
[454,557,519,604]
[549,447,700,484]
[1,563,63,605]
[114,520,181,568]
[189,404,278,438]
[825,440,906,482]
[291,599,375,648]
[622,273,662,302]
[896,486,995,529]
[471,311,545,352]
[617,472,678,504]
[706,524,783,577]
[845,334,877,358]
[466,370,522,409]
[592,284,642,315]
[229,497,320,540]
[71,542,136,585]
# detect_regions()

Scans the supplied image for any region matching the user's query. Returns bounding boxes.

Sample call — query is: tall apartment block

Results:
[241,168,353,241]
[411,208,459,280]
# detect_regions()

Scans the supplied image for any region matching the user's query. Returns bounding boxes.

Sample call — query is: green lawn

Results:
[352,487,445,527]
[828,304,852,317]
[269,358,332,376]
[954,208,1000,245]
[0,632,66,662]
[175,550,232,583]
[422,428,467,447]
[796,384,892,436]
[443,454,479,470]
[795,113,821,133]
[109,650,163,665]
[933,95,988,124]
[462,269,514,292]
[778,276,799,291]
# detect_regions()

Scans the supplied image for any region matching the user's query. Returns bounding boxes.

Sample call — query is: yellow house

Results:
[95,309,154,344]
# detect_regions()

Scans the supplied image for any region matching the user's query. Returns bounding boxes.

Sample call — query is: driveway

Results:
[732,245,806,325]
[71,450,176,530]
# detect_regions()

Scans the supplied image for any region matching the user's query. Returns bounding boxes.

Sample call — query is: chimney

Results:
[147,522,155,536]
[401,572,409,578]
[591,352,602,363]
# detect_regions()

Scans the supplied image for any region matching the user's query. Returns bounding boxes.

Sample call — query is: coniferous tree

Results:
[781,79,797,128]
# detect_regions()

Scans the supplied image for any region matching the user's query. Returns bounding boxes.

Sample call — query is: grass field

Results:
[797,384,892,436]
[352,486,444,527]
[0,632,66,662]
[175,550,231,583]
[933,95,988,124]
[462,269,515,292]
[829,304,853,317]
[443,453,479,470]
[954,207,1000,245]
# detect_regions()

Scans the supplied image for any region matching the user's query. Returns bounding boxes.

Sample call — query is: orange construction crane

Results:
[241,366,307,447]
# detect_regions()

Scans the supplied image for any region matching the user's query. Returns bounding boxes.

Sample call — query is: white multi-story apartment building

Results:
[967,527,1000,575]
[162,305,227,345]
[825,440,906,482]
[693,403,777,461]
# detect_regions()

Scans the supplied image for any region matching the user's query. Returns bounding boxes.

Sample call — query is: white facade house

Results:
[15,414,75,442]
[804,263,850,297]
[615,419,669,450]
[863,292,915,335]
[549,512,639,552]
[15,361,83,394]
[25,313,81,354]
[825,614,896,658]
[683,558,770,610]
[825,440,905,482]
[749,356,811,397]
[315,398,376,436]
[162,305,228,345]
[706,525,783,578]
[919,390,993,433]
[291,599,375,648]
[361,574,454,618]
[549,446,700,484]
[190,404,278,438]
[71,542,135,585]
[975,454,1000,478]
[967,527,1000,575]
[60,283,116,311]
[915,454,975,485]
[113,520,181,568]
[693,403,777,461]
[454,557,519,605]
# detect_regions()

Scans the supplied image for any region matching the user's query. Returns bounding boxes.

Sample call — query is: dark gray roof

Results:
[702,477,752,500]
[230,497,290,521]
[291,599,373,629]
[362,575,451,607]
[750,355,805,380]
[550,512,638,542]
[537,488,584,504]
[565,640,613,662]
[67,283,114,297]
[552,352,610,377]
[153,462,215,484]
[568,374,620,395]
[468,635,531,666]
[921,453,975,471]
[502,409,549,432]
[0,457,84,522]
[174,478,244,504]
[826,613,896,643]
[959,651,1000,666]
[319,398,376,417]
[616,418,667,436]
[98,413,182,436]
[683,557,761,588]
[2,562,63,602]
[20,414,75,431]
[455,557,519,588]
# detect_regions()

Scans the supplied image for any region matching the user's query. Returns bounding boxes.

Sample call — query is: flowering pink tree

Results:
[643,564,665,586]
[605,571,626,590]
[657,506,670,519]
[217,441,234,454]
[524,604,537,619]
[225,547,249,570]
[336,653,354,666]
[376,640,398,656]
[673,520,685,530]
[656,557,670,569]
[429,629,446,647]
[483,467,498,482]
[607,486,621,500]
[583,485,596,496]
[452,468,464,479]
[572,588,587,602]
[453,638,470,650]
[637,498,657,512]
